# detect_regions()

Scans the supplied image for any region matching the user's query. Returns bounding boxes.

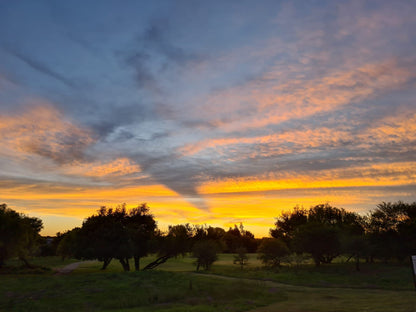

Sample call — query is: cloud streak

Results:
[3,47,77,88]
[0,104,94,164]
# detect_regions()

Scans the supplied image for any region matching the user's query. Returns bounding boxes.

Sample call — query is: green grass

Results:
[75,255,197,273]
[0,270,283,312]
[0,256,80,275]
[205,254,416,290]
[2,254,416,311]
[74,253,416,290]
[248,284,416,312]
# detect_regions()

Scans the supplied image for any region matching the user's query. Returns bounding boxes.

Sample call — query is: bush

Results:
[233,247,249,269]
[192,240,218,271]
[257,238,289,267]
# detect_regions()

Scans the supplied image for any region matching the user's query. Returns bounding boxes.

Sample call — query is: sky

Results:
[0,0,415,237]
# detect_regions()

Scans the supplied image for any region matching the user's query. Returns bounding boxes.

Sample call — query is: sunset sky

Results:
[0,1,415,237]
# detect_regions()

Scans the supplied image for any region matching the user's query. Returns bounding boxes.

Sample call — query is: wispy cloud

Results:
[0,104,94,164]
[63,158,142,178]
[3,47,77,88]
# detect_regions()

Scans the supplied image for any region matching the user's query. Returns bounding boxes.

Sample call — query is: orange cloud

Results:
[192,59,415,134]
[198,162,416,194]
[179,108,416,159]
[362,113,416,144]
[64,158,142,177]
[0,103,94,162]
[179,127,349,157]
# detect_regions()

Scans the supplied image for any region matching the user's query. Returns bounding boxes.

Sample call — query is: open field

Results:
[1,255,416,311]
[84,254,415,290]
[1,270,281,312]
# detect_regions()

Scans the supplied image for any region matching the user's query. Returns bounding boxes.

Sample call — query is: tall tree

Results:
[127,203,157,271]
[192,240,218,271]
[257,238,289,267]
[293,222,340,266]
[143,224,193,270]
[367,201,416,261]
[271,204,364,266]
[270,206,307,247]
[77,205,133,271]
[0,204,43,268]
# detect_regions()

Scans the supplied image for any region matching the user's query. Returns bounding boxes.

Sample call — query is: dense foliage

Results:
[0,204,43,268]
[2,201,416,271]
[257,238,290,267]
[63,203,157,271]
[270,202,416,267]
[192,240,219,271]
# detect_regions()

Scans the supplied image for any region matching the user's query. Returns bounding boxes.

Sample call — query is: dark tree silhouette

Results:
[293,222,340,266]
[270,206,307,246]
[367,201,416,261]
[271,204,364,266]
[192,240,218,271]
[143,224,193,270]
[257,238,289,267]
[0,204,43,268]
[127,204,157,270]
[223,223,258,253]
[233,247,249,270]
[76,205,134,271]
[56,228,81,260]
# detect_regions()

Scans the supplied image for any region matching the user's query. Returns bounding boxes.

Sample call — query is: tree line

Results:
[1,201,415,271]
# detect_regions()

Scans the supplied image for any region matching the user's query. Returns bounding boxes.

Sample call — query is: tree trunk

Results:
[0,248,6,268]
[101,258,112,270]
[19,256,35,269]
[143,255,171,270]
[134,256,140,271]
[345,254,354,262]
[355,254,360,271]
[313,255,320,267]
[119,258,130,271]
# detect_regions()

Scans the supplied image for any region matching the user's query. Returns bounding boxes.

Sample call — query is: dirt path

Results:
[191,272,304,289]
[54,261,83,275]
[191,273,416,312]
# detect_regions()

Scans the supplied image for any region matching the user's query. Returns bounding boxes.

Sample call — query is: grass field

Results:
[1,269,281,311]
[0,257,79,275]
[1,254,416,311]
[204,254,416,290]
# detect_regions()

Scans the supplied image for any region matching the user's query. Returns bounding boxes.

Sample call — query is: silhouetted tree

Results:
[367,201,416,261]
[127,204,157,270]
[293,222,340,266]
[257,238,289,267]
[77,205,133,271]
[143,224,193,270]
[0,204,43,268]
[206,226,226,241]
[271,204,364,265]
[233,247,249,270]
[56,228,81,260]
[192,240,218,271]
[270,206,307,247]
[223,223,257,253]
